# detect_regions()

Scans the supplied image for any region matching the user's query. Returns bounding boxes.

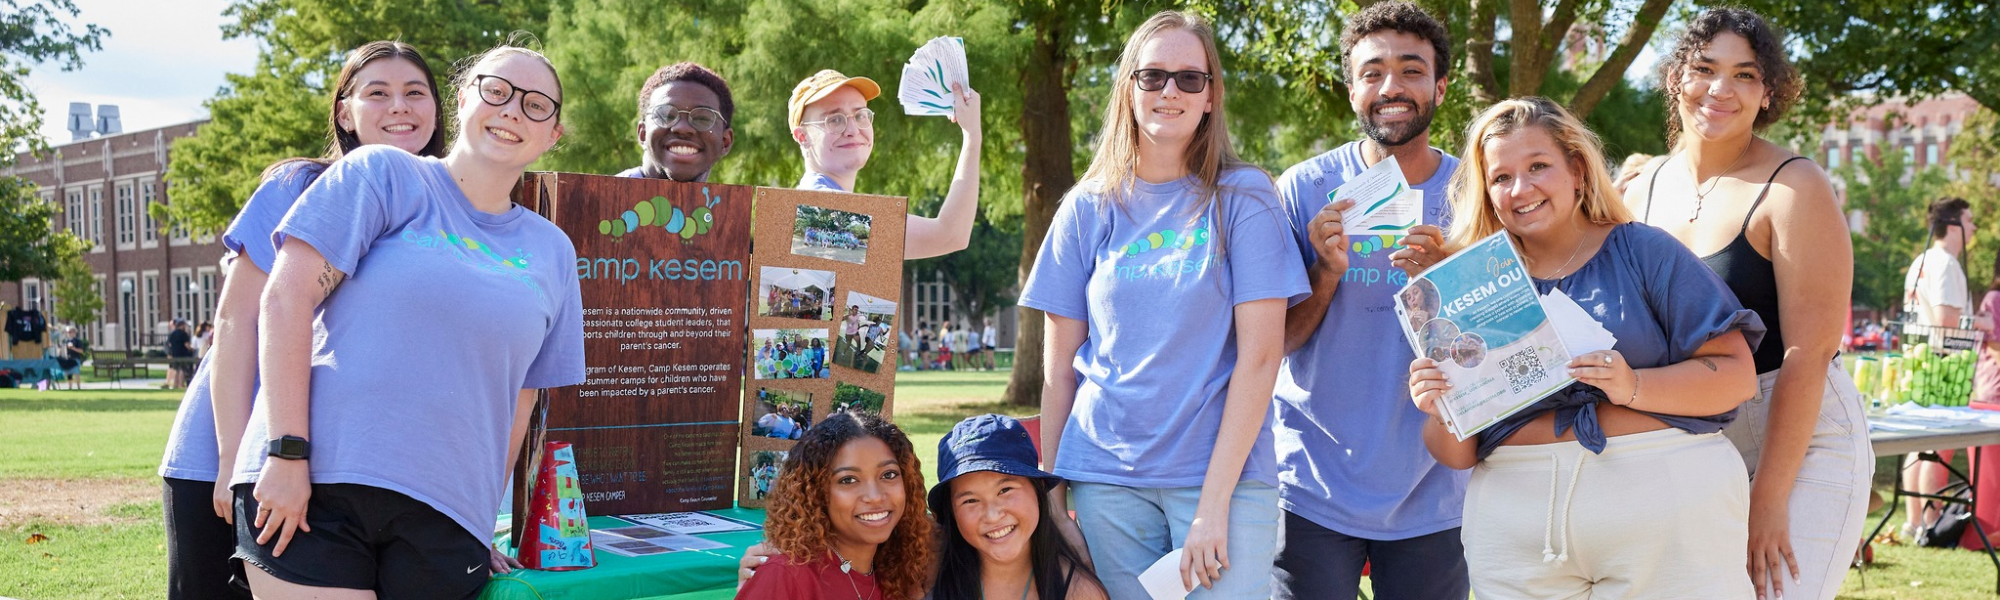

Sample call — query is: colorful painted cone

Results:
[520,441,595,570]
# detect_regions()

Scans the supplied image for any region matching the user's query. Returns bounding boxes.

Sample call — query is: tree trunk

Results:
[1463,0,1503,103]
[1002,13,1076,408]
[1568,0,1674,120]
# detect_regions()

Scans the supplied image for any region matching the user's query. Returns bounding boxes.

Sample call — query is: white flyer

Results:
[615,511,762,535]
[1137,548,1188,600]
[1332,155,1422,237]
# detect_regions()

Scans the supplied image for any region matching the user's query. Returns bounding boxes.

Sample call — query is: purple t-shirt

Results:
[231,146,586,543]
[1018,167,1310,488]
[798,171,846,192]
[1272,142,1466,539]
[159,162,319,482]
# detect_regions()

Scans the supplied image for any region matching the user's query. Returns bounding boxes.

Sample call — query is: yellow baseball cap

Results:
[788,69,881,129]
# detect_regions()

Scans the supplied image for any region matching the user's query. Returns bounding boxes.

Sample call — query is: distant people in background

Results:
[937,321,954,370]
[918,321,935,370]
[193,322,215,359]
[982,317,997,371]
[57,325,86,390]
[963,319,982,370]
[900,326,916,370]
[166,319,194,390]
[1902,196,1976,540]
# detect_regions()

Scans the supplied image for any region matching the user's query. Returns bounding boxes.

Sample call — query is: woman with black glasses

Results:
[786,68,984,259]
[230,43,585,600]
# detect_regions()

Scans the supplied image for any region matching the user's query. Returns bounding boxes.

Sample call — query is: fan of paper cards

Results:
[898,37,969,117]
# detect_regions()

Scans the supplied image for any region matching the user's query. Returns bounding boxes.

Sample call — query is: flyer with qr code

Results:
[1393,231,1576,440]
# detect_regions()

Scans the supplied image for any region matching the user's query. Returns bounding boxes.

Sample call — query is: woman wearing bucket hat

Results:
[930,414,1106,600]
[738,414,1107,599]
[788,68,983,259]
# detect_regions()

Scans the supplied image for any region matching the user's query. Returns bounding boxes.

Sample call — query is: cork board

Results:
[738,187,907,508]
[522,173,750,516]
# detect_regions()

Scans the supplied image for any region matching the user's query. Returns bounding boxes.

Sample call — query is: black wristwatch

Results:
[267,436,311,460]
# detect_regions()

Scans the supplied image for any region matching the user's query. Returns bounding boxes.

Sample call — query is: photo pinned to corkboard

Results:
[749,387,814,441]
[744,450,788,503]
[833,381,888,416]
[833,291,898,374]
[757,266,837,321]
[791,205,873,265]
[752,328,831,380]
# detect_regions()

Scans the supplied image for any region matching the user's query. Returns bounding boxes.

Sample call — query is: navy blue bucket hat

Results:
[928,414,1061,514]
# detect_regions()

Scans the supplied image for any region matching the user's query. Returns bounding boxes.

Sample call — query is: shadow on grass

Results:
[895,378,1010,388]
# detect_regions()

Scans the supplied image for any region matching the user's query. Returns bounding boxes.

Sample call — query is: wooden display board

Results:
[738,187,906,508]
[520,174,752,515]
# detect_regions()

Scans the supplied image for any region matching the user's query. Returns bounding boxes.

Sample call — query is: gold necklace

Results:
[1525,227,1588,281]
[1687,144,1751,222]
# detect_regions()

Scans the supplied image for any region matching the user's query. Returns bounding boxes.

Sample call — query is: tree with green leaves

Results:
[0,0,101,280]
[158,0,550,234]
[1945,108,2000,299]
[49,252,99,331]
[1842,149,1949,312]
[1736,0,2000,119]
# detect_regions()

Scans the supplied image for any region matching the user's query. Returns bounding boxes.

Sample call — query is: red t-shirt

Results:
[735,550,885,600]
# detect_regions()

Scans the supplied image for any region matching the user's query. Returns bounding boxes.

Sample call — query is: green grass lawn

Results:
[5,372,1999,599]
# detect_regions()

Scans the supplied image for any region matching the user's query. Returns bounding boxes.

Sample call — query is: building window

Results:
[89,187,104,252]
[1827,146,1842,170]
[115,182,136,248]
[22,278,45,315]
[196,268,218,325]
[140,181,159,247]
[1927,143,1940,168]
[118,273,137,350]
[92,274,106,346]
[1904,145,1918,177]
[171,270,194,324]
[142,272,160,347]
[65,190,85,240]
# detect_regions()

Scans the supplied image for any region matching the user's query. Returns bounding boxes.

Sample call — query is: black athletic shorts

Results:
[232,483,490,599]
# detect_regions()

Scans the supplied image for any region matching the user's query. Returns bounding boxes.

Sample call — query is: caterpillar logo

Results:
[599,187,724,241]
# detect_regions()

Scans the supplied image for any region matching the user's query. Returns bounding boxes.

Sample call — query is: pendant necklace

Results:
[832,548,876,600]
[1687,143,1751,222]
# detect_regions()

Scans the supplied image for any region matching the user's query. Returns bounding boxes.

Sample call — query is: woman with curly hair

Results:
[738,410,936,600]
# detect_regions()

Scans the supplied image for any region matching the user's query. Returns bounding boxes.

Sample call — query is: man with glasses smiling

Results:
[619,63,735,183]
[788,69,985,259]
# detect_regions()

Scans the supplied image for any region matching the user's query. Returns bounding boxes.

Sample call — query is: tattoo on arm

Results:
[1696,357,1717,372]
[312,264,344,298]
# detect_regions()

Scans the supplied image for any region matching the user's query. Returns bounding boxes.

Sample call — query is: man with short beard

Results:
[618,62,735,182]
[1269,3,1470,598]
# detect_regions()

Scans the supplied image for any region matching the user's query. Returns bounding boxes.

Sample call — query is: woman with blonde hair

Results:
[1019,10,1307,598]
[1626,9,1869,599]
[1406,97,1762,598]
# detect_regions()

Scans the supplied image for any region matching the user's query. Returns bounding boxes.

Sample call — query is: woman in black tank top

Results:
[1630,9,1871,600]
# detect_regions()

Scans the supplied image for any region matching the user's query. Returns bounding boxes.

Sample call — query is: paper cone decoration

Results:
[521,441,595,570]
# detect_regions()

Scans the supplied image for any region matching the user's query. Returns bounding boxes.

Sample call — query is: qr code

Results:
[1501,349,1547,393]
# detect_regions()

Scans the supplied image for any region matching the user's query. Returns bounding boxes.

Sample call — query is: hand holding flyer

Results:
[1332,155,1423,237]
[1394,231,1577,439]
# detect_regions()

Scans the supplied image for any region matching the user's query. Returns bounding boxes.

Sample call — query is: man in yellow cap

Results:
[788,68,985,259]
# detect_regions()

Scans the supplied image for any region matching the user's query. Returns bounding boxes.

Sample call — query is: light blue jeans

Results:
[1071,480,1280,600]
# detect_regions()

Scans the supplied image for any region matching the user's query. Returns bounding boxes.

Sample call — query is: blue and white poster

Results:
[1394,231,1575,440]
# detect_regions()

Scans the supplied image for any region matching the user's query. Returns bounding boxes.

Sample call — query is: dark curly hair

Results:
[1658,7,1802,147]
[1338,1,1452,82]
[636,62,735,126]
[766,411,935,600]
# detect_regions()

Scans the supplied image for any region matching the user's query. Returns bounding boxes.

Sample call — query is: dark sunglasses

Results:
[1133,68,1212,94]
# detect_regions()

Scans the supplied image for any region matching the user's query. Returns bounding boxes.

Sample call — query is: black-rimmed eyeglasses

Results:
[473,75,561,122]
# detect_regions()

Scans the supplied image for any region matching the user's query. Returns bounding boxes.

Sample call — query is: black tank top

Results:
[1645,155,1808,374]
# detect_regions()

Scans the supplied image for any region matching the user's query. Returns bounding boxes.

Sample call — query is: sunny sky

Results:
[24,0,258,145]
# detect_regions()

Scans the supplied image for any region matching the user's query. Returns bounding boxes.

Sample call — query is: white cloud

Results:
[25,0,260,142]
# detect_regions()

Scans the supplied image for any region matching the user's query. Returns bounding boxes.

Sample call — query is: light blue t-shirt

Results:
[1272,142,1467,539]
[798,171,846,192]
[1019,167,1310,488]
[231,146,586,544]
[158,162,319,482]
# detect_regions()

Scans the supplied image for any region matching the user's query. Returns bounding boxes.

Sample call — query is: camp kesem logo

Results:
[599,187,724,241]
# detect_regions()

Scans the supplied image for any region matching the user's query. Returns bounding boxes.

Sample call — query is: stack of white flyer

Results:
[1331,155,1424,238]
[897,37,969,117]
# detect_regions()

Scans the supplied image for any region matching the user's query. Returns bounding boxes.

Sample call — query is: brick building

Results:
[0,120,226,352]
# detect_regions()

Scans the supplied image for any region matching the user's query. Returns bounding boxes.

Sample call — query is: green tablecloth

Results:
[481,509,764,600]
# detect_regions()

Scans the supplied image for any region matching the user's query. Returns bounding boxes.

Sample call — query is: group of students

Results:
[156,29,985,600]
[742,5,1866,600]
[910,319,998,371]
[156,3,1876,600]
